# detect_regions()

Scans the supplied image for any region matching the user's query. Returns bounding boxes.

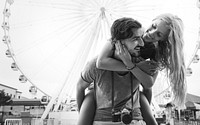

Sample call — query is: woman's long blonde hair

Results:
[155,13,187,107]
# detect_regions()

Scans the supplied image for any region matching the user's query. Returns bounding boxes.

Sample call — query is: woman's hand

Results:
[115,40,133,67]
[136,60,159,76]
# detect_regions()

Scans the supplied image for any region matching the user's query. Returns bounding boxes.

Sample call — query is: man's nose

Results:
[138,38,144,47]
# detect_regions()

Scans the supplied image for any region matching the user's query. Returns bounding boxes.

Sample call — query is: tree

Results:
[0,90,12,106]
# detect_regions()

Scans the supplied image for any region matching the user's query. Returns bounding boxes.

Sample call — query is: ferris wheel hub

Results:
[100,7,106,19]
[100,7,106,12]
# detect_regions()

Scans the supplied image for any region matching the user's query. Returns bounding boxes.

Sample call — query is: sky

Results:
[0,0,200,100]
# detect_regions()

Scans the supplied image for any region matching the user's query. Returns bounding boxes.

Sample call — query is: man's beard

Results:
[131,50,140,57]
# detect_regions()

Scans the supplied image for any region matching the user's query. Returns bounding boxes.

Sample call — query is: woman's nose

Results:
[149,29,156,36]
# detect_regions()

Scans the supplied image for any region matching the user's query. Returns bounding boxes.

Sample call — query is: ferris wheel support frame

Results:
[187,0,200,69]
[2,0,50,98]
[40,6,111,120]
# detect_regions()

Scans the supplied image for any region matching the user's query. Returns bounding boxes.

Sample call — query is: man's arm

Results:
[76,76,91,112]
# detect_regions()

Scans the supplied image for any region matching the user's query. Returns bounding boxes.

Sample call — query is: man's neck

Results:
[116,71,129,76]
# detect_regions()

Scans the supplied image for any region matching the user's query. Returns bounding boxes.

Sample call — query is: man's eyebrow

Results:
[133,36,141,38]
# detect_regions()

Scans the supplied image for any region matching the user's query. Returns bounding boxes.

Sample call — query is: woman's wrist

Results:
[126,63,136,70]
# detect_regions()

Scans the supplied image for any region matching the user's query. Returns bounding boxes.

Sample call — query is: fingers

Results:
[115,42,119,53]
[149,69,158,76]
[118,41,123,53]
[146,60,158,66]
[138,57,145,61]
[123,44,129,54]
[115,40,124,54]
[115,41,121,55]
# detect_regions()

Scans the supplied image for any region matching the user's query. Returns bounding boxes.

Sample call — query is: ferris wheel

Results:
[2,0,200,117]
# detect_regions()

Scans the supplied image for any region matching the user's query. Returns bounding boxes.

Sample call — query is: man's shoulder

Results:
[82,57,107,81]
[85,57,98,68]
[84,56,104,73]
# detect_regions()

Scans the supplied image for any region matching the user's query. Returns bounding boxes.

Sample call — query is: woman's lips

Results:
[134,47,141,51]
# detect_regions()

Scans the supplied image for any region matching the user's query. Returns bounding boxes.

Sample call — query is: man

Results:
[76,17,156,125]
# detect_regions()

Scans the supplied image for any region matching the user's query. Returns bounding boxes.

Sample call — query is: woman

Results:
[77,13,187,125]
[98,13,186,105]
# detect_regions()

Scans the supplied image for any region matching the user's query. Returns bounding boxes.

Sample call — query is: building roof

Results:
[185,101,200,110]
[8,99,47,106]
[16,90,22,93]
[0,83,17,90]
[159,93,200,108]
[0,83,22,93]
[186,93,200,104]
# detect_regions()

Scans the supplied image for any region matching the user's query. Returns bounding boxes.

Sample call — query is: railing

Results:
[157,118,200,125]
[174,120,200,125]
[4,119,22,125]
[31,118,60,125]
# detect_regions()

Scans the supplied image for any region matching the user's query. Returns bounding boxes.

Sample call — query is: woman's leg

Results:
[77,89,96,125]
[140,92,158,125]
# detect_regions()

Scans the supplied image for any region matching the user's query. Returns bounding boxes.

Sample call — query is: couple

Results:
[76,13,187,125]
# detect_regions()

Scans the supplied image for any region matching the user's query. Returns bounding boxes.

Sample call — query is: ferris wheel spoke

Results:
[106,0,127,9]
[104,0,114,8]
[54,17,103,110]
[29,21,95,78]
[107,9,127,19]
[88,0,101,8]
[15,0,99,14]
[63,15,102,46]
[10,4,99,27]
[13,11,98,56]
[16,14,101,79]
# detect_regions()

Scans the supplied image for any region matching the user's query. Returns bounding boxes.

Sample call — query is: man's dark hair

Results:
[110,17,142,42]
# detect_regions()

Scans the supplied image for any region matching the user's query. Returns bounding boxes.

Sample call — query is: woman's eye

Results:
[157,32,162,37]
[152,24,156,29]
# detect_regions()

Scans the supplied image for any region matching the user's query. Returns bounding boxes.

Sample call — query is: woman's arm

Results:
[97,40,158,88]
[130,60,158,88]
[96,40,129,71]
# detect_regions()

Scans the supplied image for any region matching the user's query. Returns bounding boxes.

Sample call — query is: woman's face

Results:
[143,19,170,43]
